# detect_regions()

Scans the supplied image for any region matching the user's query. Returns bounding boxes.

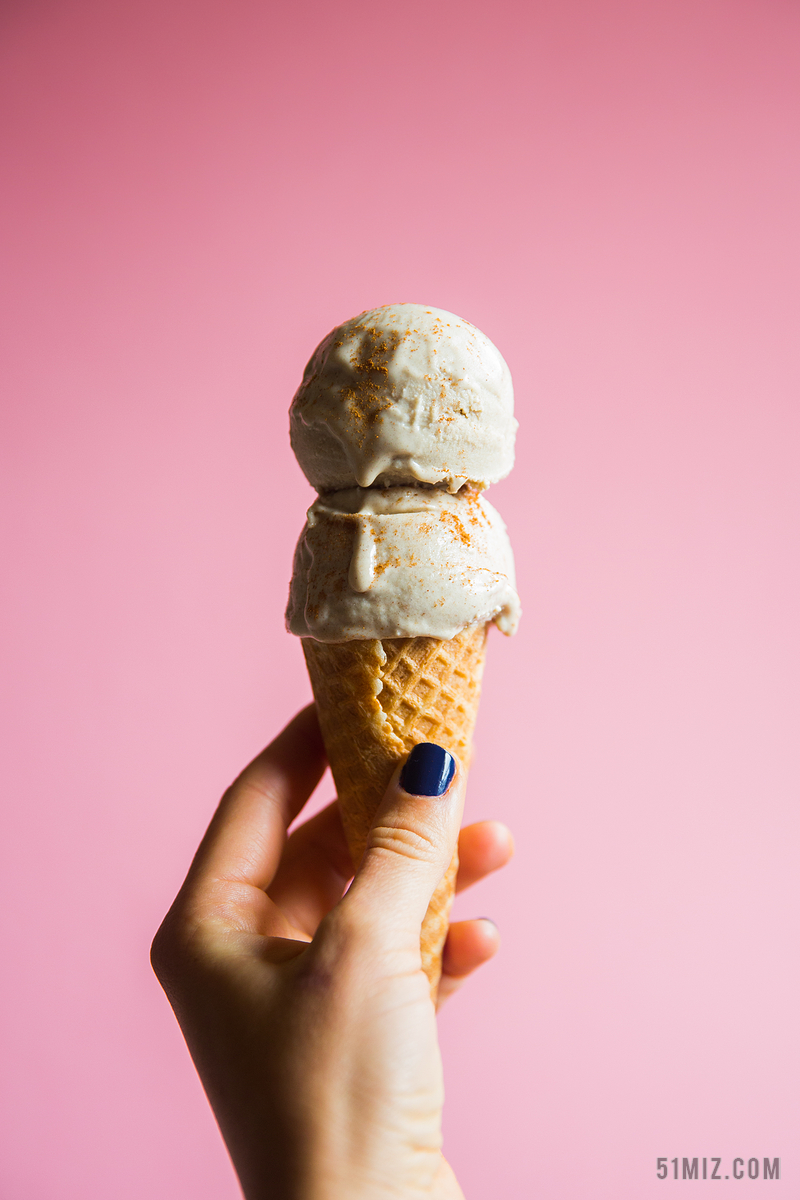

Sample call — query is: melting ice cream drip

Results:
[354,454,394,489]
[348,520,377,592]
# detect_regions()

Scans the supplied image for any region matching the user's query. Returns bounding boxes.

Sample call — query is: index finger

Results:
[184,704,326,895]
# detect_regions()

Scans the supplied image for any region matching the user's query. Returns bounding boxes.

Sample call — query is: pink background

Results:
[2,0,799,1196]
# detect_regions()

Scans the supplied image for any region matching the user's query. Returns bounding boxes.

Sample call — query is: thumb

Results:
[340,743,466,947]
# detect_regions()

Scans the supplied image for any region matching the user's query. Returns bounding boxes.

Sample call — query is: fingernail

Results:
[399,743,456,797]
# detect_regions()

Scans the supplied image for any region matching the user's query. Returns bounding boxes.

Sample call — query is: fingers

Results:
[267,799,353,935]
[266,813,514,941]
[456,821,514,893]
[436,824,512,1004]
[437,918,501,1006]
[340,743,465,950]
[183,705,326,896]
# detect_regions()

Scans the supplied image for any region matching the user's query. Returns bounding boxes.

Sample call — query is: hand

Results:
[151,705,513,1200]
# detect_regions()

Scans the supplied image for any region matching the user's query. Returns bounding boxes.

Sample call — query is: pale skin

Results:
[151,705,514,1200]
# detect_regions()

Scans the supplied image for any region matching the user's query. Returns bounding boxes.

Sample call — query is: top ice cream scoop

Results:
[289,304,516,493]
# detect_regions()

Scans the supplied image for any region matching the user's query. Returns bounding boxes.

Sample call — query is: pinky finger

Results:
[437,918,500,1007]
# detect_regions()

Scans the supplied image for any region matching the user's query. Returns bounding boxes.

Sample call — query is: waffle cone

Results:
[302,624,488,998]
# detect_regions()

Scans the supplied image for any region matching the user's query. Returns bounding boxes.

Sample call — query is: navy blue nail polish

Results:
[399,743,455,797]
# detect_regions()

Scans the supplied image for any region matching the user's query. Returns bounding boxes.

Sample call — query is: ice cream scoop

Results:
[289,303,516,493]
[287,486,520,642]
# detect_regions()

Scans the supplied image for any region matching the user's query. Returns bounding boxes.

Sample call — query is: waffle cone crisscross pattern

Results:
[303,623,488,996]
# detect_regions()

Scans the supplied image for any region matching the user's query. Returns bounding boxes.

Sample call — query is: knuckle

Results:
[149,918,190,996]
[150,906,219,987]
[367,821,441,864]
[231,771,289,814]
[149,924,171,980]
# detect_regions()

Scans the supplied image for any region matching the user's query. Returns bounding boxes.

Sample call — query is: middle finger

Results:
[456,821,514,893]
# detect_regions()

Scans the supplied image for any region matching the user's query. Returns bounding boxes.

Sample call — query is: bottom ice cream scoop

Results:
[286,486,520,642]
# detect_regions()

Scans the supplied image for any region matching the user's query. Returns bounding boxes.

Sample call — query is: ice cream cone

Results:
[303,623,488,998]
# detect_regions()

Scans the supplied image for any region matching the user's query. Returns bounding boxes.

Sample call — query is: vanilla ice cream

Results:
[287,486,520,642]
[290,304,516,493]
